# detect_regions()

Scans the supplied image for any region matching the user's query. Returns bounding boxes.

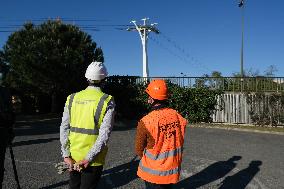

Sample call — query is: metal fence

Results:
[131,76,284,92]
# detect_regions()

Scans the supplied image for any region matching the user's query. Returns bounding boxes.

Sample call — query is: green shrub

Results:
[246,92,284,126]
[104,77,223,123]
[168,82,223,123]
[104,76,149,119]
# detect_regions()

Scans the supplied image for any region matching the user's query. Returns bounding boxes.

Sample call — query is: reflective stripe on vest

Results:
[94,94,109,129]
[68,93,76,123]
[70,127,98,135]
[139,161,181,176]
[144,147,183,160]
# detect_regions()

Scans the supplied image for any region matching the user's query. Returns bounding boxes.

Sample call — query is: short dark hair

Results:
[87,80,101,87]
[153,99,168,105]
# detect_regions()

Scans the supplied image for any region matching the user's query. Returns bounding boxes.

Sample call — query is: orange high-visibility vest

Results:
[137,108,187,184]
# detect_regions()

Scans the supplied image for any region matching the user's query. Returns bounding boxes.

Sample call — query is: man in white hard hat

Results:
[60,61,115,189]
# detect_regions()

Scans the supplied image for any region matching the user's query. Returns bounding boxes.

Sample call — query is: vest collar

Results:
[151,104,166,111]
[86,86,101,91]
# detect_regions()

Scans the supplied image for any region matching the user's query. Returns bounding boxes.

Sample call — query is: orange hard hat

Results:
[145,79,168,100]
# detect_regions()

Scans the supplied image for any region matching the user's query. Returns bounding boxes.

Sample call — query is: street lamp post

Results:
[238,0,245,92]
[239,0,245,78]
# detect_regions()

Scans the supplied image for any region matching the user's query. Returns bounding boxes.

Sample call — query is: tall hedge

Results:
[103,76,149,119]
[167,82,223,123]
[104,77,223,123]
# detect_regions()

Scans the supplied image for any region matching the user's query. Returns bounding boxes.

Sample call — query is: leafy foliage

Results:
[104,77,223,123]
[168,82,223,123]
[0,51,10,85]
[1,20,103,112]
[246,92,284,126]
[104,76,149,119]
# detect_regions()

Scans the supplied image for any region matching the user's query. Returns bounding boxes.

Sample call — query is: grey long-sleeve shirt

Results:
[60,86,115,162]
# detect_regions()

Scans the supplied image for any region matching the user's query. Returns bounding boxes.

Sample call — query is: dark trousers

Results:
[69,165,103,189]
[145,181,173,189]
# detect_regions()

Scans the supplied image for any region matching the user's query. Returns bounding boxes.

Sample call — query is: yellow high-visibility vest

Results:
[65,88,113,166]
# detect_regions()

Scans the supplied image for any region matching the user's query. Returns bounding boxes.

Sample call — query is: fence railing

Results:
[107,76,284,92]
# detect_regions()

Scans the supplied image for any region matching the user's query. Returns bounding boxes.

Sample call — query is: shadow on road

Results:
[176,156,242,189]
[218,160,262,189]
[14,116,137,136]
[12,137,59,147]
[99,158,139,188]
[38,180,68,189]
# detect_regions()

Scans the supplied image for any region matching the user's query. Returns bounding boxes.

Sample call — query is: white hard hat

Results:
[85,61,108,81]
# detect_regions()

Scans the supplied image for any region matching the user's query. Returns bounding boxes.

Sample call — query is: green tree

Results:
[1,20,104,112]
[231,66,278,92]
[264,65,278,77]
[0,55,9,85]
[246,92,284,126]
[194,71,224,90]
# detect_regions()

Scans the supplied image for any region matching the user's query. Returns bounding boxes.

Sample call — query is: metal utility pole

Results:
[239,0,245,77]
[127,18,159,78]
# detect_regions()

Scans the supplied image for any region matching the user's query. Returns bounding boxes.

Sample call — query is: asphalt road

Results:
[2,117,284,189]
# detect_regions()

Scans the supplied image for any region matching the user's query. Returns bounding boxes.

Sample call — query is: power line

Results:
[0,18,128,33]
[0,22,131,33]
[0,18,109,22]
[149,33,212,74]
[149,35,210,74]
[0,26,130,34]
[0,18,212,74]
[162,32,212,73]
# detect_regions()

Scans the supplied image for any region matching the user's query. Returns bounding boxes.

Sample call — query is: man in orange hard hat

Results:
[135,79,188,189]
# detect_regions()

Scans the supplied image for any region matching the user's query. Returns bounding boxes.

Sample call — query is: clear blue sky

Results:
[0,0,283,77]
